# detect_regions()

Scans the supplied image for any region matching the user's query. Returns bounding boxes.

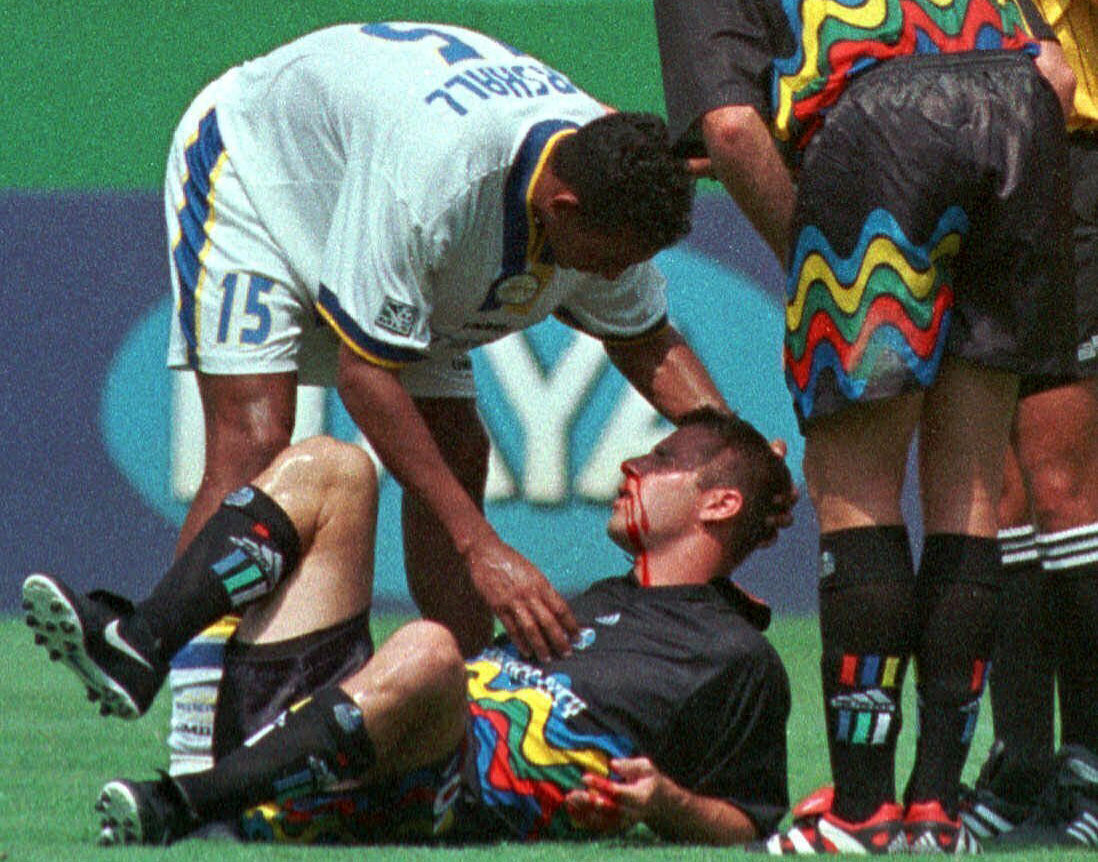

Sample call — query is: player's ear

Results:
[698,487,743,524]
[547,188,582,220]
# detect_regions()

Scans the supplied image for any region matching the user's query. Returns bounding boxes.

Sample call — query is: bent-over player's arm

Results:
[1035,38,1077,119]
[701,105,795,267]
[336,346,578,659]
[566,756,759,844]
[598,323,730,422]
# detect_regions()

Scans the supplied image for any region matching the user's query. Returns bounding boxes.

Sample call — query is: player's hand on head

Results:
[759,437,797,547]
[464,534,579,661]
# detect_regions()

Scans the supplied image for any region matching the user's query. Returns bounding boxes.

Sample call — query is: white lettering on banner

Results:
[481,333,606,504]
[576,383,670,500]
[169,331,664,505]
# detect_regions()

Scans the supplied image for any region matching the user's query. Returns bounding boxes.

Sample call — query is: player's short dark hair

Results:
[680,407,794,556]
[550,112,694,250]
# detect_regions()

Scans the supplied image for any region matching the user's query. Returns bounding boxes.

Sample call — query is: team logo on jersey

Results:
[375,299,419,337]
[572,627,596,650]
[494,273,541,307]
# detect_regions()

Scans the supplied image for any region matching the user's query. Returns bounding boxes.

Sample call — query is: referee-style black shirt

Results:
[485,573,791,836]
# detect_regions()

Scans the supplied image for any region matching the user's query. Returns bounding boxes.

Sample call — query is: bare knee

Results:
[386,621,467,690]
[256,436,378,521]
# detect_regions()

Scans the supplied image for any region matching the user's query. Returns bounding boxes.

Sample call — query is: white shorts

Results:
[163,75,475,399]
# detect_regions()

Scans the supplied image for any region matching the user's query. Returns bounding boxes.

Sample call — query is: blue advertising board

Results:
[2,189,837,615]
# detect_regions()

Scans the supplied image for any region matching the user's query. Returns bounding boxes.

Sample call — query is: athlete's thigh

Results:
[1014,378,1098,529]
[801,392,923,530]
[164,101,319,380]
[919,358,1018,536]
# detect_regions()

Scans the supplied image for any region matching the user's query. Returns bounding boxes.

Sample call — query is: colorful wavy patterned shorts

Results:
[785,51,1074,424]
[236,746,465,844]
[462,652,633,840]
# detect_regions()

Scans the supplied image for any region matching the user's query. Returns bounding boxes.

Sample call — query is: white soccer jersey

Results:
[210,22,668,371]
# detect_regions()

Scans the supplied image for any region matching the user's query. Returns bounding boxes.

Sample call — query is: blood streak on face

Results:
[622,473,651,586]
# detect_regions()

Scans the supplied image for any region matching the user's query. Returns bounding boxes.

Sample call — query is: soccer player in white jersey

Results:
[157,22,749,662]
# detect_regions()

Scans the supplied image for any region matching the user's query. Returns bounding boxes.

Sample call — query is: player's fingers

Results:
[496,609,534,659]
[538,581,580,640]
[511,602,553,662]
[583,773,621,799]
[609,757,652,780]
[528,594,575,658]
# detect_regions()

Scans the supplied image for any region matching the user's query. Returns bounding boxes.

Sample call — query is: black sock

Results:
[1041,523,1098,754]
[818,526,917,822]
[175,686,376,822]
[905,534,999,815]
[987,526,1056,802]
[134,486,301,661]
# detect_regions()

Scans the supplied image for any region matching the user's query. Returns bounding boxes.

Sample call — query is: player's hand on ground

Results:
[568,757,678,833]
[464,534,579,661]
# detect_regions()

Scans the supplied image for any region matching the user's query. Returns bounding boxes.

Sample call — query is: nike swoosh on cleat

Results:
[104,620,154,670]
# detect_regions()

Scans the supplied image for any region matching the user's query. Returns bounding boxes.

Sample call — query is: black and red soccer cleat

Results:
[22,572,165,719]
[904,801,981,854]
[756,786,909,854]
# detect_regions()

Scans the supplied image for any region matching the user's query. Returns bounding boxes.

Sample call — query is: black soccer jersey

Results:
[461,574,790,838]
[653,0,1052,160]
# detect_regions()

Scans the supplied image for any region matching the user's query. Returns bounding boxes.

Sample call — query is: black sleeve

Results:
[1014,0,1056,40]
[653,0,781,156]
[651,642,791,837]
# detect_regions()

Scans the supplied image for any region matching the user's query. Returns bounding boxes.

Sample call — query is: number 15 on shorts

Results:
[216,273,272,344]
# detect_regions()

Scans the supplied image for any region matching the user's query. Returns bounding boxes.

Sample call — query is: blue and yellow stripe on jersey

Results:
[172,108,229,367]
[315,285,426,370]
[479,119,578,314]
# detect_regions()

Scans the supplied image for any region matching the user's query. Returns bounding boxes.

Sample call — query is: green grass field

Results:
[0,613,1088,860]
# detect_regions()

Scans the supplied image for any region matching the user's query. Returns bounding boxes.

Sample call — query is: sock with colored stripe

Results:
[1041,523,1098,753]
[905,534,999,814]
[987,526,1056,803]
[133,486,301,662]
[818,526,917,823]
[175,686,375,821]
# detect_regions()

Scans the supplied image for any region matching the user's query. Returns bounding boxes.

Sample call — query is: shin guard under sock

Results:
[906,534,999,814]
[987,526,1056,802]
[175,686,376,821]
[1041,523,1098,753]
[818,526,917,822]
[135,486,301,661]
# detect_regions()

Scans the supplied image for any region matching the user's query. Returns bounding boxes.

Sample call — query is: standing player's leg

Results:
[904,359,1017,847]
[402,394,494,656]
[801,395,921,834]
[176,372,297,553]
[962,440,1057,837]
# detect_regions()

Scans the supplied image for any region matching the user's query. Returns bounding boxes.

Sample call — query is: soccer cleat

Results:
[757,787,908,854]
[958,740,1036,842]
[905,801,981,854]
[1000,745,1098,848]
[22,573,165,719]
[95,775,199,845]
